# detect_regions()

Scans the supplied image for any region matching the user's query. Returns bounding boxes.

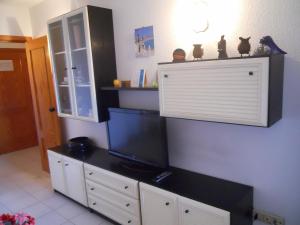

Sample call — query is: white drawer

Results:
[88,195,141,225]
[84,163,139,199]
[86,180,140,216]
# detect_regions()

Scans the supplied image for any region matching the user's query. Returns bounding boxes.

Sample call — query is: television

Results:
[107,108,169,169]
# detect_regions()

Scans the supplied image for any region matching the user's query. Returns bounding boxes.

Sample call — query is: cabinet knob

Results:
[64,67,68,71]
[185,209,189,214]
[127,220,132,224]
[57,160,61,163]
[90,188,95,191]
[49,107,56,112]
[92,202,96,206]
[124,185,129,189]
[89,172,93,175]
[249,71,254,76]
[126,203,130,207]
[164,74,168,78]
[165,202,170,206]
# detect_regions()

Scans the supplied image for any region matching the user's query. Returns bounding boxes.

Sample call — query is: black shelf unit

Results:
[101,86,158,91]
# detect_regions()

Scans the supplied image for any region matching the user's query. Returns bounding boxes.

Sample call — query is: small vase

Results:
[193,44,204,60]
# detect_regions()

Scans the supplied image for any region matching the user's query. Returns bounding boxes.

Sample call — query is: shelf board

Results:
[101,86,158,91]
[72,47,86,52]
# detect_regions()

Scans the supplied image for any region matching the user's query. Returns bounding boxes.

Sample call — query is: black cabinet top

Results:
[49,145,253,215]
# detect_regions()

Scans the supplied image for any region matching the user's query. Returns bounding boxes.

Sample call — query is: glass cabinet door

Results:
[48,20,73,115]
[67,12,94,119]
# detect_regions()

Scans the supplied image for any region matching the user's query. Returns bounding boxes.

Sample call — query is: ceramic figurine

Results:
[193,44,204,60]
[173,48,186,62]
[218,35,228,59]
[259,36,287,54]
[253,44,271,56]
[238,37,251,57]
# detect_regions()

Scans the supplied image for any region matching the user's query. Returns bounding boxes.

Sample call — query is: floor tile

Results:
[70,211,107,225]
[56,201,87,219]
[37,211,67,225]
[21,202,52,218]
[5,195,39,212]
[42,192,70,209]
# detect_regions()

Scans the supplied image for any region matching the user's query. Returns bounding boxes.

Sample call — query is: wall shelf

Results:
[101,86,158,91]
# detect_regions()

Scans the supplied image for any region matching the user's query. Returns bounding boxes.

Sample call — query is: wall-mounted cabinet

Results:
[48,6,119,122]
[158,55,284,127]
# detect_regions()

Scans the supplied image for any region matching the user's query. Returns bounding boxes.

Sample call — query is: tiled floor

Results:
[0,147,114,225]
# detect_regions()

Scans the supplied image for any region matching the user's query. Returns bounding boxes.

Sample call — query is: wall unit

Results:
[47,150,87,206]
[47,6,119,122]
[158,55,284,127]
[48,146,253,225]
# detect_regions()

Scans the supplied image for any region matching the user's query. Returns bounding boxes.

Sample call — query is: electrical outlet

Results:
[254,209,285,225]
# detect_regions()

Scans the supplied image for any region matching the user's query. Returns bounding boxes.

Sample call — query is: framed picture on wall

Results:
[134,26,155,57]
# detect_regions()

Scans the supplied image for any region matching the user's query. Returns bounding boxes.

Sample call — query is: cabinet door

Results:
[48,19,74,116]
[47,151,66,193]
[179,196,230,225]
[63,156,87,206]
[66,9,97,121]
[158,57,269,126]
[140,183,179,225]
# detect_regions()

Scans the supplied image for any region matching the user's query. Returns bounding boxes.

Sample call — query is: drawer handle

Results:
[126,203,130,207]
[57,160,61,163]
[92,202,96,206]
[128,220,132,224]
[89,172,93,175]
[165,202,170,206]
[90,188,95,191]
[185,209,189,214]
[124,186,129,190]
[65,163,69,166]
[249,71,254,76]
[164,74,168,78]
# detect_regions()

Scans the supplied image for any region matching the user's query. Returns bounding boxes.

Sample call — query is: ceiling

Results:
[0,0,44,7]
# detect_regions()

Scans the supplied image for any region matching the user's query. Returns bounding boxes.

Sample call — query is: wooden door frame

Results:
[0,35,32,43]
[25,36,61,172]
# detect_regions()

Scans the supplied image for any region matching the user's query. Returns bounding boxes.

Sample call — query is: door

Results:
[26,36,61,171]
[48,151,65,193]
[140,183,179,225]
[63,156,87,206]
[178,196,230,225]
[48,18,74,116]
[65,10,96,120]
[0,48,37,154]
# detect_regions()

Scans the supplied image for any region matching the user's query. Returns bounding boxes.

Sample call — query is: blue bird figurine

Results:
[259,36,286,54]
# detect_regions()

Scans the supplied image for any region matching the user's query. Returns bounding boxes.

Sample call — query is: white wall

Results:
[0,3,32,36]
[30,0,300,224]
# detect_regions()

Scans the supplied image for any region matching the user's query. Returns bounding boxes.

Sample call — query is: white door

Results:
[47,151,66,194]
[178,196,230,225]
[140,183,179,225]
[63,156,87,206]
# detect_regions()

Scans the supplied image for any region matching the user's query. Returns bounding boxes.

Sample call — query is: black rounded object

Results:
[67,136,90,152]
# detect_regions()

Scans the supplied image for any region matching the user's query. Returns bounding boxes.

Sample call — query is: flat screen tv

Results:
[107,108,169,169]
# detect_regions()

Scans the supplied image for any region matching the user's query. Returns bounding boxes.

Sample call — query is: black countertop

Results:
[50,145,253,224]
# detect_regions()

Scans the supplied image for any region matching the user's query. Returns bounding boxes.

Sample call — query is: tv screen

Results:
[107,108,169,169]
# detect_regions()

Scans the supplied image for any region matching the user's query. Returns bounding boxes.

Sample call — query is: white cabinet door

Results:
[63,156,87,206]
[179,196,230,225]
[140,183,179,225]
[47,151,66,194]
[158,57,269,126]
